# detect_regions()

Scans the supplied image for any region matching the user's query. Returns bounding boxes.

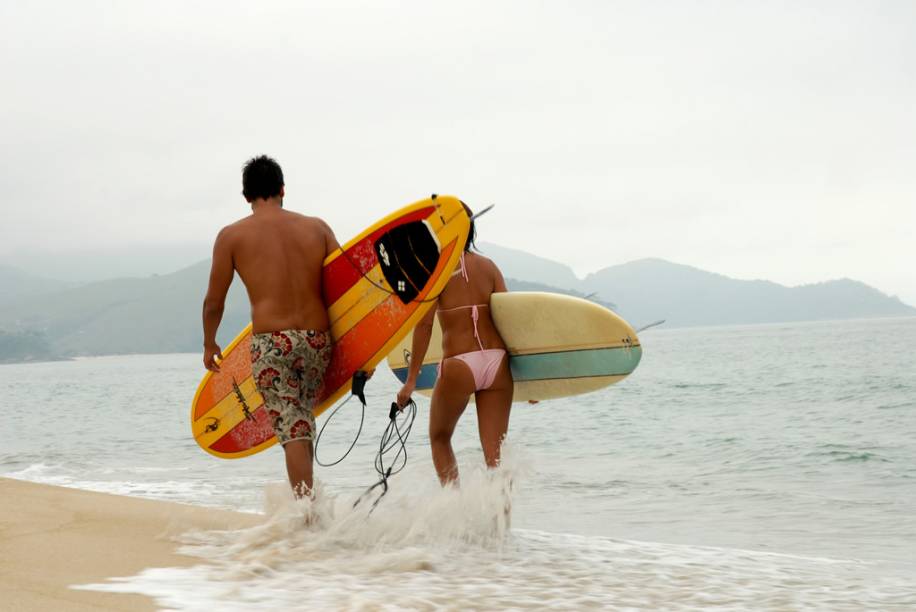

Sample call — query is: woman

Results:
[397,207,513,485]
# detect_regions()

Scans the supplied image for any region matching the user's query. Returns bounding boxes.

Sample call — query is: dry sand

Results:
[0,477,261,611]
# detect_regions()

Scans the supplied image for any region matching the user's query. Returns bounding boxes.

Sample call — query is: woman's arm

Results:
[396,304,437,407]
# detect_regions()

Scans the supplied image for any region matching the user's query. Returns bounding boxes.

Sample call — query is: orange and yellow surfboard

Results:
[190,195,470,459]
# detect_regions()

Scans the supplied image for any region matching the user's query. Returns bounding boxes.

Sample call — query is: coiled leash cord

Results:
[353,398,417,511]
[314,371,369,467]
[313,372,417,511]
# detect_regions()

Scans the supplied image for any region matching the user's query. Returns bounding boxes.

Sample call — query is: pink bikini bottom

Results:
[438,349,507,391]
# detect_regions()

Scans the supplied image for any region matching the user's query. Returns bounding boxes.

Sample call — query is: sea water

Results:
[3,317,915,609]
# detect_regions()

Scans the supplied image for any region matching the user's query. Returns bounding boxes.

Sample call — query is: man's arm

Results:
[319,218,341,258]
[202,228,234,372]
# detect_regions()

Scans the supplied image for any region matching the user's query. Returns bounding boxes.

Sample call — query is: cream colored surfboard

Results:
[387,291,642,402]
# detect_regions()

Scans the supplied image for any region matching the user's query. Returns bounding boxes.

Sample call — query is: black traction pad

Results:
[374,220,440,304]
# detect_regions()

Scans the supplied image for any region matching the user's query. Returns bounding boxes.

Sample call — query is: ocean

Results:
[3,317,916,610]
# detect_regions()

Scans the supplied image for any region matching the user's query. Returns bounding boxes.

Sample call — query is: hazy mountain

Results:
[505,278,615,311]
[581,258,916,327]
[0,330,58,364]
[1,247,913,362]
[476,242,581,291]
[0,266,77,306]
[473,245,915,326]
[0,261,250,356]
[0,243,212,283]
[0,259,607,360]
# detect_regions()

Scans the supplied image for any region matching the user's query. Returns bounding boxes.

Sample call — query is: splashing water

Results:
[78,448,915,611]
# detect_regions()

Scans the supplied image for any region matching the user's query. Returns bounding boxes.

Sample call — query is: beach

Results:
[0,477,258,611]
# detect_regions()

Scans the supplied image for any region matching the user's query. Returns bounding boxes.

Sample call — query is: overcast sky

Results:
[2,1,914,303]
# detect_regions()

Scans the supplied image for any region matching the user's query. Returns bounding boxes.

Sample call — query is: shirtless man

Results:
[202,155,338,498]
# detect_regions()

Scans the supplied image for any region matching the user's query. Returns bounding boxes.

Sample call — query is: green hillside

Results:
[0,266,74,306]
[2,248,913,363]
[0,262,607,361]
[0,261,250,357]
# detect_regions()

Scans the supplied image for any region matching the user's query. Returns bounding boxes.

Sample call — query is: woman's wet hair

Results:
[461,201,477,252]
[242,155,285,202]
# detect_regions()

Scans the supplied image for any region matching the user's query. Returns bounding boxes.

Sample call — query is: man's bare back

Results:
[202,188,339,372]
[220,209,337,333]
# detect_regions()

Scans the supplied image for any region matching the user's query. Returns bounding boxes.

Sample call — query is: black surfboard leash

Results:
[353,399,418,511]
[312,371,418,512]
[313,371,369,467]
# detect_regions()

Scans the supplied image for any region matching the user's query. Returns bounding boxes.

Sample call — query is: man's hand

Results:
[396,380,415,408]
[204,344,223,372]
[202,227,233,370]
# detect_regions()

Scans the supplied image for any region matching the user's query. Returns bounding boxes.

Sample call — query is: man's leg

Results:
[251,330,326,500]
[288,330,331,499]
[283,440,314,498]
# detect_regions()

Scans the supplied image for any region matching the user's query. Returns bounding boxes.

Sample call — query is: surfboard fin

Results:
[470,203,495,220]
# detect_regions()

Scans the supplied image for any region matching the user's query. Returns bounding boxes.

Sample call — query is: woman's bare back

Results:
[436,252,508,358]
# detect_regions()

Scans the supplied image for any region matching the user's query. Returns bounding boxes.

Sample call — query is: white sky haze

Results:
[2,1,914,303]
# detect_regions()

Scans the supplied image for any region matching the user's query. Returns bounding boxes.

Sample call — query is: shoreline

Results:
[2,315,916,367]
[0,355,72,366]
[0,477,260,611]
[4,476,915,609]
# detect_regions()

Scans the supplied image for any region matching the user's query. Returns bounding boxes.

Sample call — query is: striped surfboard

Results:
[191,195,470,459]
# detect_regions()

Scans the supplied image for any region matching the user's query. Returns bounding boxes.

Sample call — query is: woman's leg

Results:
[429,358,475,485]
[474,355,513,468]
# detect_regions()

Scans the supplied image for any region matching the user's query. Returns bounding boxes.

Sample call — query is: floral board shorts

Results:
[250,329,333,446]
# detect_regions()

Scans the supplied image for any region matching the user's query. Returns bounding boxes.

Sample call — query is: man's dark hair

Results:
[242,155,284,202]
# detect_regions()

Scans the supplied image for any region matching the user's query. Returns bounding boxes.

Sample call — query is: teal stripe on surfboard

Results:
[390,346,643,390]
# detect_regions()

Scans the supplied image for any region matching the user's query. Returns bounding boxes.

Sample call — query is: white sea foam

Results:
[78,453,916,611]
[78,529,916,611]
[2,462,244,508]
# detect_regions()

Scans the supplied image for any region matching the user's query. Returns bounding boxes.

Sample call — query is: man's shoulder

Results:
[287,211,329,227]
[217,215,254,238]
[288,212,333,237]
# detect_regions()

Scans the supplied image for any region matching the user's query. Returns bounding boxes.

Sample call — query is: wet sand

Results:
[0,477,260,611]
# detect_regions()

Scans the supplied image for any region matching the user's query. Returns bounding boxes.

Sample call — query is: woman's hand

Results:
[397,380,416,408]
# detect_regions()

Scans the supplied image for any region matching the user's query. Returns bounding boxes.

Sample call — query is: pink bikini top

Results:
[438,252,487,351]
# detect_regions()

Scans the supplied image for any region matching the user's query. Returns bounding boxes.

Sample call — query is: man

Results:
[202,155,338,498]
